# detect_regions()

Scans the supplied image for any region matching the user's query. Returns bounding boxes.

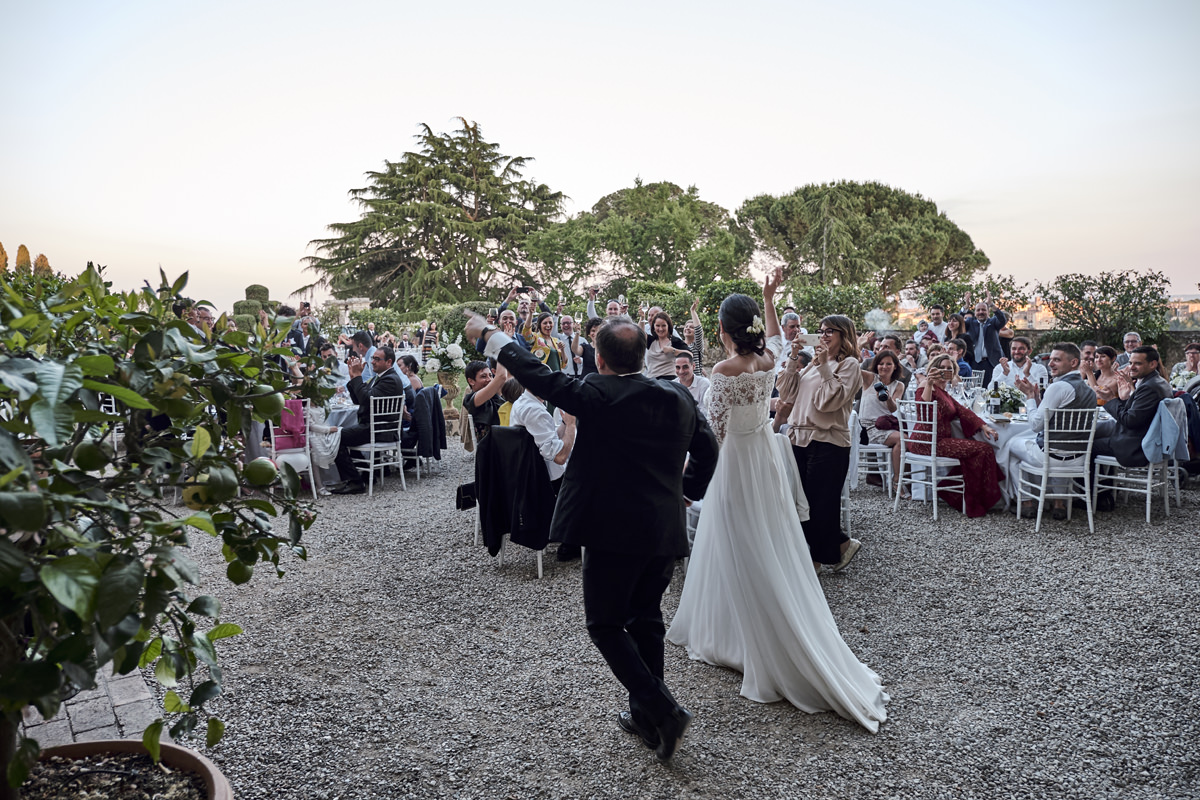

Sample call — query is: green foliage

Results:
[1035,269,1171,347]
[526,180,751,293]
[0,265,328,789]
[693,278,763,345]
[233,314,255,334]
[626,280,690,329]
[303,118,565,308]
[244,284,270,303]
[917,275,1031,315]
[738,181,989,298]
[791,282,887,331]
[231,299,261,317]
[427,301,495,362]
[348,308,422,339]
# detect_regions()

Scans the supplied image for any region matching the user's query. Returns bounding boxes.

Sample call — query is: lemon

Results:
[243,458,278,486]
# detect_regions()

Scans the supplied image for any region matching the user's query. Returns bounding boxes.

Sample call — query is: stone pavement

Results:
[21,669,161,745]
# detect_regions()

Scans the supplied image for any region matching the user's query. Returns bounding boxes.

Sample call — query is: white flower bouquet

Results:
[422,333,467,377]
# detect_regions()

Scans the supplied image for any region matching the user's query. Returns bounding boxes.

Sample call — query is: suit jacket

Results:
[961,309,1007,363]
[475,426,556,556]
[1102,372,1171,467]
[494,338,719,557]
[286,329,324,357]
[346,369,408,438]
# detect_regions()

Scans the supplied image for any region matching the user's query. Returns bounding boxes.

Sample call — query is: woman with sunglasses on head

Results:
[910,353,1002,517]
[775,314,863,572]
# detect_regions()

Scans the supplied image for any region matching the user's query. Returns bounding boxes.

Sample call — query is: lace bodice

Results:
[706,336,782,444]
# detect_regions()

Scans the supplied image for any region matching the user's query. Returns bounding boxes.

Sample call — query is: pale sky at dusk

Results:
[3,0,1197,312]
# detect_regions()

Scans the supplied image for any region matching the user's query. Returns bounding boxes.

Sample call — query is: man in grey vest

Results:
[1010,343,1097,519]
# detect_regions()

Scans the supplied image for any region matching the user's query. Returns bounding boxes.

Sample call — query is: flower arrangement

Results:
[989,383,1027,414]
[1170,370,1197,390]
[422,332,467,376]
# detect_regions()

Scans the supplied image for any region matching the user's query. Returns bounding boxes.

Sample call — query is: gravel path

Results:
[174,448,1199,799]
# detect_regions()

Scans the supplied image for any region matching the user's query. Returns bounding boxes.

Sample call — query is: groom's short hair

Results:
[595,318,645,375]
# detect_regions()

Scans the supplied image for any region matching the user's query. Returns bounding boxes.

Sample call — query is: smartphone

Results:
[795,333,821,348]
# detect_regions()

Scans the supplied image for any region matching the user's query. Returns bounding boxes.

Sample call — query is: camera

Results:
[873,381,889,402]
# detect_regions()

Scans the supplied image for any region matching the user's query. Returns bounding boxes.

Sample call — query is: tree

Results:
[917,275,1031,315]
[14,246,30,273]
[1036,269,1171,347]
[525,180,751,293]
[791,282,888,332]
[303,118,565,309]
[737,181,989,298]
[31,254,50,275]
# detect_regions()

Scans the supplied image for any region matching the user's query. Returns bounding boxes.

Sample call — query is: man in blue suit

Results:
[962,291,1008,386]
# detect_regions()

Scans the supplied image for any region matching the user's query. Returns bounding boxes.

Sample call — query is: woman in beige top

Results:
[774,314,863,572]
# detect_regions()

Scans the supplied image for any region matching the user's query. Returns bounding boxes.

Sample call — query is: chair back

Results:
[1041,407,1098,461]
[368,394,405,442]
[962,373,985,391]
[897,400,940,459]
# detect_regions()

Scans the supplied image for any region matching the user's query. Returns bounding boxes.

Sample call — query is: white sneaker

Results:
[831,539,862,573]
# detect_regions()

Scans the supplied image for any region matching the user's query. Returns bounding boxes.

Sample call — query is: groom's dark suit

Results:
[486,331,719,744]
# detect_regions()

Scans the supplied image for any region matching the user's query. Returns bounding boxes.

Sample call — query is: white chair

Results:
[1014,408,1098,533]
[857,444,894,499]
[962,373,985,392]
[348,395,407,496]
[893,400,964,521]
[1093,456,1170,523]
[268,399,319,500]
[840,411,857,533]
[469,420,482,546]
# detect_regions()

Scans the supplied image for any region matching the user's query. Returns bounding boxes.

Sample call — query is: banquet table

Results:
[326,403,359,430]
[909,411,1031,507]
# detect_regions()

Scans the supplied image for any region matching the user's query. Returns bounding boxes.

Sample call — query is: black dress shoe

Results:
[617,711,659,749]
[655,706,693,762]
[331,481,366,495]
[1051,505,1068,521]
[555,543,581,562]
[1097,492,1115,512]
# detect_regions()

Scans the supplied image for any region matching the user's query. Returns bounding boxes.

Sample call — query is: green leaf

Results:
[142,718,165,764]
[0,538,28,585]
[0,366,38,399]
[226,560,253,585]
[95,560,144,628]
[163,689,188,713]
[35,360,84,406]
[6,736,40,790]
[0,491,46,531]
[186,595,221,617]
[81,380,156,410]
[39,555,101,618]
[191,426,212,459]
[178,512,216,535]
[154,656,177,688]
[29,398,74,447]
[75,354,116,376]
[206,717,226,748]
[189,679,221,707]
[139,637,163,669]
[206,623,244,642]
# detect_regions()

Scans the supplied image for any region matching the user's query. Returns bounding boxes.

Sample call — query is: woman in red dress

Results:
[910,354,1003,517]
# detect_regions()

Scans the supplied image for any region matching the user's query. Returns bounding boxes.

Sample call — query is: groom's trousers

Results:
[582,548,680,730]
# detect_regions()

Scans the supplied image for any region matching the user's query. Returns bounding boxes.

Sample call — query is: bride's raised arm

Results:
[762,266,783,342]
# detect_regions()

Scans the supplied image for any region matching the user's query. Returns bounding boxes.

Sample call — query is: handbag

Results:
[874,414,899,431]
[455,482,477,510]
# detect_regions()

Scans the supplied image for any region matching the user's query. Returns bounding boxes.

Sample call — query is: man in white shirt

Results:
[673,354,710,409]
[777,312,810,372]
[507,386,577,483]
[557,315,585,378]
[926,305,949,342]
[1009,342,1097,518]
[995,336,1048,388]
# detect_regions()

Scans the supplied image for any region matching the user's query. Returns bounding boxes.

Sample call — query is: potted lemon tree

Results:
[0,265,327,798]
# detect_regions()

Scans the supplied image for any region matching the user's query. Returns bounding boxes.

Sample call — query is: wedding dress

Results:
[666,336,888,732]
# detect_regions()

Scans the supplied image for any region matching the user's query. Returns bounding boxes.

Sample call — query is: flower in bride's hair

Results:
[746,315,764,335]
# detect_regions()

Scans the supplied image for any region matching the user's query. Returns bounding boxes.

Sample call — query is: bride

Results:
[666,270,888,732]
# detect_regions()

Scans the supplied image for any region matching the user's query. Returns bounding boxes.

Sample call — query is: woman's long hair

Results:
[820,315,859,362]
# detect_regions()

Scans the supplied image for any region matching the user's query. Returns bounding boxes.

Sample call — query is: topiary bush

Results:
[244,284,270,303]
[232,299,261,317]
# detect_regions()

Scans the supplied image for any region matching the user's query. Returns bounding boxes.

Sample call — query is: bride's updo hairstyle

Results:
[719,293,766,356]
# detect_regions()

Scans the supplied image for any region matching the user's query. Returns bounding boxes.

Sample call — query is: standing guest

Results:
[462,360,507,443]
[557,314,585,378]
[684,298,706,374]
[1116,332,1142,368]
[775,314,863,571]
[673,353,710,408]
[397,354,424,391]
[998,322,1015,361]
[464,311,719,762]
[287,317,324,356]
[330,347,405,495]
[500,286,552,330]
[911,353,1002,518]
[366,321,378,346]
[944,313,972,356]
[523,311,570,373]
[859,351,906,493]
[1083,346,1121,398]
[586,287,622,319]
[422,322,438,359]
[912,319,931,344]
[961,291,1008,386]
[580,317,602,377]
[644,311,689,380]
[995,336,1048,388]
[926,304,949,341]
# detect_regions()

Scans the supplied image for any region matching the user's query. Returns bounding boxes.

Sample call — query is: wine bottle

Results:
[989,381,1002,415]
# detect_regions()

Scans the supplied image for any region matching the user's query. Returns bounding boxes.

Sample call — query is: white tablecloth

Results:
[326,405,358,429]
[984,416,1033,509]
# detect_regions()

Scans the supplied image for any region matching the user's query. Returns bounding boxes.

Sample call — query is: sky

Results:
[2,0,1198,313]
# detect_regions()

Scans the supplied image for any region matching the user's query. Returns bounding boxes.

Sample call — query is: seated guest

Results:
[1115,331,1141,368]
[463,359,507,443]
[1009,343,1097,519]
[1170,342,1200,384]
[1079,340,1098,372]
[684,298,706,374]
[945,338,973,378]
[858,351,906,494]
[1083,345,1120,398]
[319,342,350,389]
[900,340,924,373]
[673,353,711,409]
[995,336,1048,388]
[397,354,424,391]
[331,346,406,495]
[1093,345,1172,476]
[911,354,1002,518]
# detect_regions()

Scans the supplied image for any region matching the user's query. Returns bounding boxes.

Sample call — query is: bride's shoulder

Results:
[712,356,773,382]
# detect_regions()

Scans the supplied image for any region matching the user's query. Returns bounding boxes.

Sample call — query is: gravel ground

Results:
[168,448,1199,800]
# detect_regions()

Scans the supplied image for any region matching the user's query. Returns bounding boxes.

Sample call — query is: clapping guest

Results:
[995,336,1047,388]
[1083,346,1120,398]
[859,351,906,494]
[645,311,689,380]
[1170,342,1200,383]
[911,354,1002,518]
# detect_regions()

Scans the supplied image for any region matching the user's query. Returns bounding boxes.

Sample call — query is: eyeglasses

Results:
[817,329,838,336]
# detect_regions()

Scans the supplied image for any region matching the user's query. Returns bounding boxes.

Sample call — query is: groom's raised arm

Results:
[480,330,599,417]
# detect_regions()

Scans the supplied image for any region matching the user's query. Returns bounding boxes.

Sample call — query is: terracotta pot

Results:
[40,739,232,799]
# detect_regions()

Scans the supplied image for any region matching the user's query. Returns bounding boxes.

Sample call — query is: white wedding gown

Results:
[666,336,888,732]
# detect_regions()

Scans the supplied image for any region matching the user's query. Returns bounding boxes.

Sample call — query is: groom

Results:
[465,311,719,761]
